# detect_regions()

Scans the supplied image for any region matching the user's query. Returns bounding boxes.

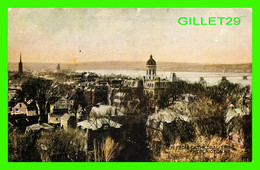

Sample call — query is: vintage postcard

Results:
[8,8,252,162]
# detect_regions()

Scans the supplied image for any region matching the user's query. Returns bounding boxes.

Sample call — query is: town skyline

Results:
[8,8,252,64]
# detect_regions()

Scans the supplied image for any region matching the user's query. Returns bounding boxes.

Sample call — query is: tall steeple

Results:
[18,52,23,75]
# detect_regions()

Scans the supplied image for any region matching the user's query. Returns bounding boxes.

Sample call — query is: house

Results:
[50,97,69,114]
[72,72,84,82]
[89,105,124,118]
[146,109,193,155]
[26,123,54,133]
[61,113,76,131]
[77,118,122,131]
[8,101,38,116]
[225,104,251,149]
[178,94,196,103]
[83,72,99,82]
[123,79,143,89]
[83,85,108,107]
[8,88,18,102]
[107,85,120,105]
[113,92,125,108]
[225,104,249,123]
[8,102,26,115]
[110,79,123,88]
[77,118,123,155]
[48,113,64,125]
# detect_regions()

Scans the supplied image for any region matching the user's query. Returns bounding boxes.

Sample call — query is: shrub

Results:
[156,135,247,162]
[93,136,123,162]
[8,131,41,162]
[36,130,86,162]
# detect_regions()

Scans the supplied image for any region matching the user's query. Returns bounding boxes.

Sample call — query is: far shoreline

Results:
[8,62,252,73]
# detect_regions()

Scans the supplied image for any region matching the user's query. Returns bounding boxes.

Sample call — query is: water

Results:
[77,69,252,91]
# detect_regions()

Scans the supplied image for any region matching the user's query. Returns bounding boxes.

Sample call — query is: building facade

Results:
[143,55,172,104]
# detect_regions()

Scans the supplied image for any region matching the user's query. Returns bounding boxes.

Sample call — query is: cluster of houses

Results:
[8,74,128,133]
[146,101,251,156]
[8,55,252,158]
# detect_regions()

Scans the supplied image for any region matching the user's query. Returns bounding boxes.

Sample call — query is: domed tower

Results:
[146,55,156,80]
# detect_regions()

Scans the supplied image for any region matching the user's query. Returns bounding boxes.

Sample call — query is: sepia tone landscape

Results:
[8,62,252,73]
[8,8,252,162]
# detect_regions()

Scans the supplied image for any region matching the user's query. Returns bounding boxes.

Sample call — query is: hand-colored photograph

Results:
[8,8,252,162]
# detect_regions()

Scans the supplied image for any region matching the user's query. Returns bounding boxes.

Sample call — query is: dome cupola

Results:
[146,55,156,65]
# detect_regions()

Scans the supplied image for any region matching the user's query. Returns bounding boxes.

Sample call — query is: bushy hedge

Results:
[8,130,86,162]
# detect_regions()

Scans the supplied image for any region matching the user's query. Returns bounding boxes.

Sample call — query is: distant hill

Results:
[8,62,252,73]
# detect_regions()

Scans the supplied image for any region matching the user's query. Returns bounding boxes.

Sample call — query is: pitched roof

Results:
[90,105,124,118]
[115,92,125,98]
[8,100,37,111]
[146,109,190,131]
[225,107,250,123]
[77,118,122,130]
[26,123,54,132]
[49,113,64,118]
[61,113,75,121]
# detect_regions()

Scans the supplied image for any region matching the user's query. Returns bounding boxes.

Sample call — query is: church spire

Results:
[18,52,23,75]
[20,52,22,63]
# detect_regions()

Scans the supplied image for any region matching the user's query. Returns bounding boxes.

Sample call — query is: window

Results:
[188,97,194,102]
[61,100,66,105]
[153,70,155,75]
[149,70,151,75]
[16,108,18,111]
[19,104,22,107]
[103,124,109,130]
[9,108,12,111]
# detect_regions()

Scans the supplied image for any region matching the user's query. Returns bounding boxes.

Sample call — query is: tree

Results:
[156,92,170,109]
[121,86,152,115]
[36,131,86,162]
[93,136,123,162]
[8,131,41,162]
[207,80,250,106]
[20,77,57,123]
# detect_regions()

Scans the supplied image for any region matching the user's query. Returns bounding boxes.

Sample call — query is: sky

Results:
[8,8,252,64]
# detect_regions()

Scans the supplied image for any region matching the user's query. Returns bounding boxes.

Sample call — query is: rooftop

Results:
[146,55,156,66]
